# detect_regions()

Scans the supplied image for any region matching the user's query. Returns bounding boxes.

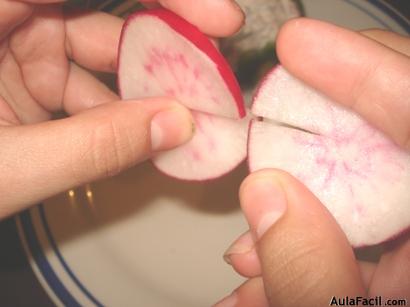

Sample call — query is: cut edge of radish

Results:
[246,118,258,173]
[117,8,246,118]
[355,226,410,249]
[250,64,281,113]
[151,156,248,183]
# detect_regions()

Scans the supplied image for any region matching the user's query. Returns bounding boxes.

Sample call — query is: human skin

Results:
[0,0,244,218]
[216,20,410,307]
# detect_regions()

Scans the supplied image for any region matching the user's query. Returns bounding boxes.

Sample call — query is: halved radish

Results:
[249,66,410,247]
[118,9,248,180]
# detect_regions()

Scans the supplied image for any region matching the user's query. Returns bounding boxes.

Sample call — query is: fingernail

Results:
[214,291,237,307]
[223,231,254,264]
[150,106,194,151]
[240,175,287,240]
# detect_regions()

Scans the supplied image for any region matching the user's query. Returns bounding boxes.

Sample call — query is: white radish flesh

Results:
[249,66,410,247]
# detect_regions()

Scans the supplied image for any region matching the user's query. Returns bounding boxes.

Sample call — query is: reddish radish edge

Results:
[250,64,281,113]
[247,64,289,174]
[354,226,410,249]
[117,8,246,118]
[246,119,256,172]
[246,118,267,173]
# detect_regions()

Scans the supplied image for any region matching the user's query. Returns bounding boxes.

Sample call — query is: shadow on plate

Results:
[42,161,248,245]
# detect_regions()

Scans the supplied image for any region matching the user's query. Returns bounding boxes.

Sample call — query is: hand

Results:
[216,19,410,306]
[0,0,244,218]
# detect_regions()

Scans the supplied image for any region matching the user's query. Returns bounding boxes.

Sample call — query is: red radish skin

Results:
[118,9,249,181]
[118,9,245,118]
[249,66,410,247]
[356,227,410,249]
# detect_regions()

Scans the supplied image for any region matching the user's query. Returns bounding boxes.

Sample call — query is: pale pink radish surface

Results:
[249,66,410,247]
[154,111,250,181]
[118,9,245,118]
[118,9,248,180]
[252,65,357,135]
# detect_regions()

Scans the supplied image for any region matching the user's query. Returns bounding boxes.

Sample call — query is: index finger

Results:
[140,0,245,37]
[361,29,410,56]
[276,18,410,150]
[64,10,123,72]
[64,0,244,73]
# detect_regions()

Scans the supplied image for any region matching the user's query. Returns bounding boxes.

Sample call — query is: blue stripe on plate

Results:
[345,0,394,30]
[20,209,81,307]
[370,0,410,33]
[18,1,410,306]
[38,205,104,307]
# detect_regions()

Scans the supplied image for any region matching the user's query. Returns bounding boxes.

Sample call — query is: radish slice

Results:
[249,66,410,247]
[154,111,250,181]
[118,9,248,180]
[118,9,245,118]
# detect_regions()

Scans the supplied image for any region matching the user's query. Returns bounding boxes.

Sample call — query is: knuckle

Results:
[0,2,33,36]
[275,238,325,278]
[262,230,330,304]
[71,118,140,182]
[350,60,381,111]
[90,120,123,178]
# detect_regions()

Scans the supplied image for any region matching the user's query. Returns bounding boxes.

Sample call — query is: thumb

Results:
[0,98,193,217]
[239,169,366,306]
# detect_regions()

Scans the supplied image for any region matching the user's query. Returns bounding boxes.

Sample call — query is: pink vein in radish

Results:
[249,66,410,247]
[143,48,213,101]
[118,9,248,180]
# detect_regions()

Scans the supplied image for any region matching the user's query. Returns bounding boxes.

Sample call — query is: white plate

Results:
[16,1,409,306]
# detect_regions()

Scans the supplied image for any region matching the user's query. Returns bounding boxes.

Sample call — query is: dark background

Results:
[1,1,409,306]
[389,0,410,18]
